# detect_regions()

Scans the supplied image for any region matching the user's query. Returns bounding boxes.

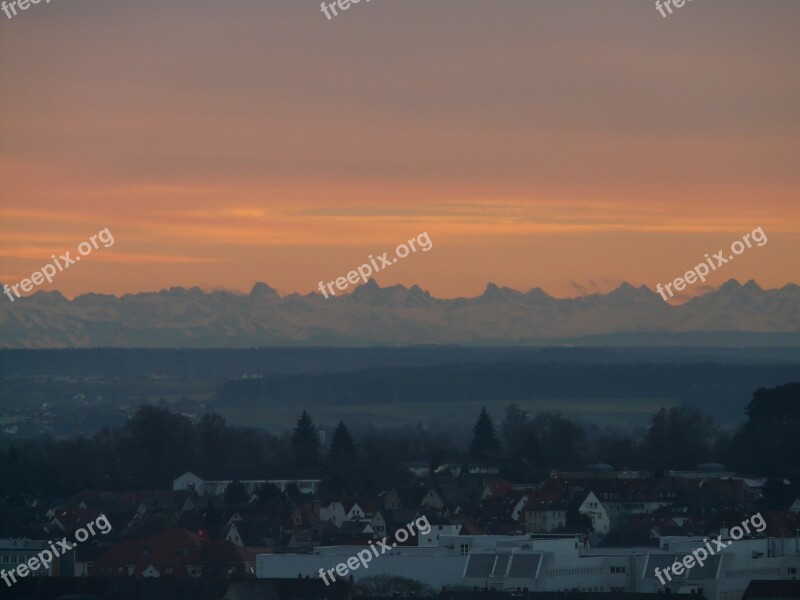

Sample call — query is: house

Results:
[337,519,374,539]
[93,527,248,578]
[421,488,445,511]
[393,486,427,509]
[579,491,619,534]
[73,543,107,577]
[416,516,462,547]
[481,479,514,500]
[502,491,530,522]
[381,486,444,512]
[48,508,109,537]
[370,510,388,537]
[0,538,62,577]
[319,497,380,528]
[524,491,568,533]
[173,471,206,495]
[224,520,276,548]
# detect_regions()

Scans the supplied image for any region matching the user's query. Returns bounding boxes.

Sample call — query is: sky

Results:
[1,0,798,301]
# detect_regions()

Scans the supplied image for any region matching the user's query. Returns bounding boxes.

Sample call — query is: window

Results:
[460,544,470,556]
[611,566,626,574]
[788,567,797,575]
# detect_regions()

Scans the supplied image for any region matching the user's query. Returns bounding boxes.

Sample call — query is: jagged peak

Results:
[742,279,762,291]
[719,279,743,292]
[482,282,522,298]
[250,282,280,299]
[606,282,654,298]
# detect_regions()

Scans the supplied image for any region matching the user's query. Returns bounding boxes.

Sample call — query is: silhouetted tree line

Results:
[0,382,797,499]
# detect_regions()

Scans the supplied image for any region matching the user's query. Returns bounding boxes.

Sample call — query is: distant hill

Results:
[1,278,798,348]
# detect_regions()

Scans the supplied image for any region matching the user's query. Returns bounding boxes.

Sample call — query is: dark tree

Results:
[470,407,499,459]
[762,477,796,509]
[202,499,223,536]
[501,403,530,457]
[291,411,320,472]
[564,506,594,533]
[595,432,640,470]
[197,413,227,477]
[644,406,716,470]
[223,480,249,506]
[122,405,195,488]
[732,382,800,475]
[255,482,282,504]
[530,412,587,469]
[328,421,357,477]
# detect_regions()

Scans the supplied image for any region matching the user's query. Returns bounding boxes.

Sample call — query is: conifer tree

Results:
[291,410,320,472]
[328,421,357,477]
[469,407,499,459]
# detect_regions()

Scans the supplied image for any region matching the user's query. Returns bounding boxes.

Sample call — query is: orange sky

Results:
[1,0,798,301]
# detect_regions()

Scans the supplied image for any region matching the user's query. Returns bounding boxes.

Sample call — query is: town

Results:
[1,382,799,599]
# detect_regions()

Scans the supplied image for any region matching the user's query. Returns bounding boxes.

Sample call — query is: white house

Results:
[421,489,445,511]
[319,498,379,527]
[578,491,620,534]
[172,471,205,494]
[370,511,388,537]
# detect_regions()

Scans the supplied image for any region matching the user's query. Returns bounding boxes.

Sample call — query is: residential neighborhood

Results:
[2,458,800,599]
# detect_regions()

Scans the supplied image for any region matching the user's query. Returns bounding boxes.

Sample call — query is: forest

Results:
[1,382,797,500]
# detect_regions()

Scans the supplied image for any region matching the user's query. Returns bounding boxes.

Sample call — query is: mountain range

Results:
[1,279,798,348]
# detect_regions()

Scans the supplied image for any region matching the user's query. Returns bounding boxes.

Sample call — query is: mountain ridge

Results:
[1,279,798,348]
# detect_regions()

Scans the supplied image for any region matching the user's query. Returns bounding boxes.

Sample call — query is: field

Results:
[215,397,679,435]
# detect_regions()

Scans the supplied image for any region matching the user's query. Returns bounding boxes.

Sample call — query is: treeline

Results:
[216,362,800,425]
[0,382,797,499]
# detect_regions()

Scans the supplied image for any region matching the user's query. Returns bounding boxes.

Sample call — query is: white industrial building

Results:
[256,532,800,600]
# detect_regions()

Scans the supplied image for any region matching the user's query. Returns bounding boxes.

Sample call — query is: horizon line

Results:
[4,277,798,305]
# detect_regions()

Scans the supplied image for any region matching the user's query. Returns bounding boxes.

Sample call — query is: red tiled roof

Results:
[94,528,246,578]
[484,480,513,497]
